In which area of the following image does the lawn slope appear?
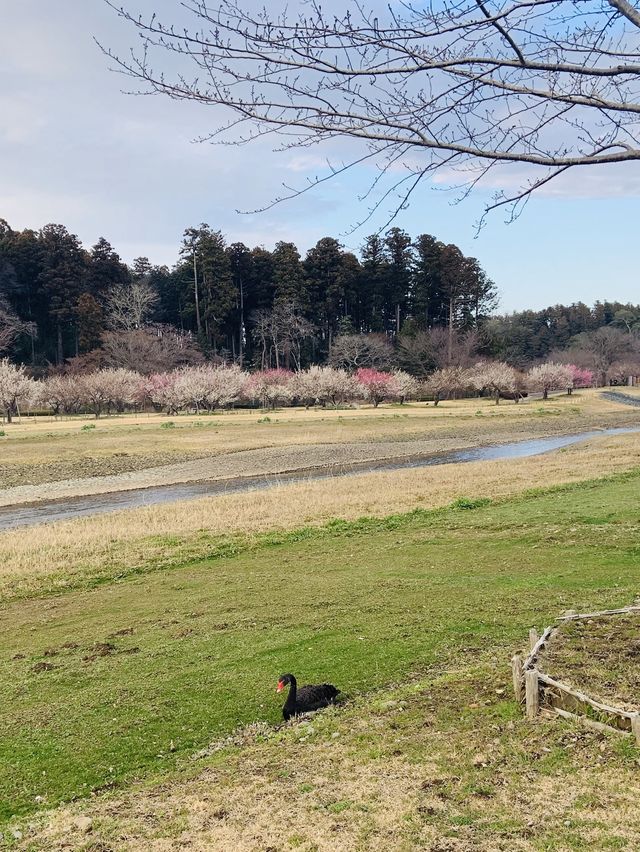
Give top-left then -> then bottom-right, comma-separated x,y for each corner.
1,470 -> 640,847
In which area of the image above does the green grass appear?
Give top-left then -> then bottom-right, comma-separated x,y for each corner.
1,473 -> 640,824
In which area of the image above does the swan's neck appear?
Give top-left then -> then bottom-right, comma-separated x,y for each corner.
284,676 -> 297,707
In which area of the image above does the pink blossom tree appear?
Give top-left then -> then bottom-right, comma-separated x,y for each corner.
567,365 -> 594,392
141,372 -> 183,414
244,369 -> 294,409
355,368 -> 400,407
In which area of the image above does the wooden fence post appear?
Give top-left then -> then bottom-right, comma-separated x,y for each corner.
525,669 -> 539,720
511,655 -> 524,703
529,628 -> 539,650
632,714 -> 640,746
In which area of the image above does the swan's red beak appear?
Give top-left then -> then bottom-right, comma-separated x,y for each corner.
276,681 -> 284,693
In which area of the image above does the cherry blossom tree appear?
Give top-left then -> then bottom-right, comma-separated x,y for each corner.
422,367 -> 468,407
355,369 -> 399,407
468,361 -> 519,405
0,359 -> 36,423
244,369 -> 294,409
527,362 -> 574,400
567,365 -> 595,392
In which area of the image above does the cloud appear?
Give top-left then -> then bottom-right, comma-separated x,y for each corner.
429,160 -> 640,200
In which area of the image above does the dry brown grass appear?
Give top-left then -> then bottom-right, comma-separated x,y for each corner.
2,432 -> 639,601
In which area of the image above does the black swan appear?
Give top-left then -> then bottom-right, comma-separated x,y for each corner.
277,673 -> 340,721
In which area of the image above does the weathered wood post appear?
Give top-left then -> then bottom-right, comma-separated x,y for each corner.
511,655 -> 524,703
525,669 -> 539,719
631,714 -> 640,746
529,628 -> 539,650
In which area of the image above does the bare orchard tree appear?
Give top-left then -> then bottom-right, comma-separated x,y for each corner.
397,328 -> 480,376
105,1 -> 640,224
100,327 -> 203,373
0,294 -> 36,354
251,301 -> 313,370
569,326 -> 638,384
106,281 -> 159,331
329,334 -> 393,371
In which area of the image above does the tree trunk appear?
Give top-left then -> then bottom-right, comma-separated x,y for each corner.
239,278 -> 244,367
448,297 -> 454,364
6,406 -> 12,424
193,250 -> 202,335
495,389 -> 500,405
543,388 -> 548,400
56,322 -> 63,366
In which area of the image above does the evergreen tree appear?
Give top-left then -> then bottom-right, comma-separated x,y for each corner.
37,224 -> 87,364
383,227 -> 413,334
304,237 -> 347,346
360,234 -> 389,333
411,234 -> 445,329
87,238 -> 130,298
272,242 -> 307,308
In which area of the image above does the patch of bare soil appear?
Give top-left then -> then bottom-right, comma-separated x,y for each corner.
538,612 -> 640,712
0,451 -> 210,489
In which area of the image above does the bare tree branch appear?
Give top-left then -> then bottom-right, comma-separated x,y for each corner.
103,0 -> 640,224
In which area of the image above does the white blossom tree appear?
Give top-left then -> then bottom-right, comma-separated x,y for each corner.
468,361 -> 520,405
422,367 -> 468,407
527,362 -> 574,400
391,370 -> 420,404
0,359 -> 37,423
40,375 -> 84,415
292,366 -> 361,407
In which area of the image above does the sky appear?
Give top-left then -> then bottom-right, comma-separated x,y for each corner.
0,0 -> 638,313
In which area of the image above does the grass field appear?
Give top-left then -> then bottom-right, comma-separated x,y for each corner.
3,470 -> 640,849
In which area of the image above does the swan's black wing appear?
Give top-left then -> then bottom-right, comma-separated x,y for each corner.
295,683 -> 340,713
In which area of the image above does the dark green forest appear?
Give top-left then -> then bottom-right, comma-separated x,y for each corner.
1,218 -> 638,375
